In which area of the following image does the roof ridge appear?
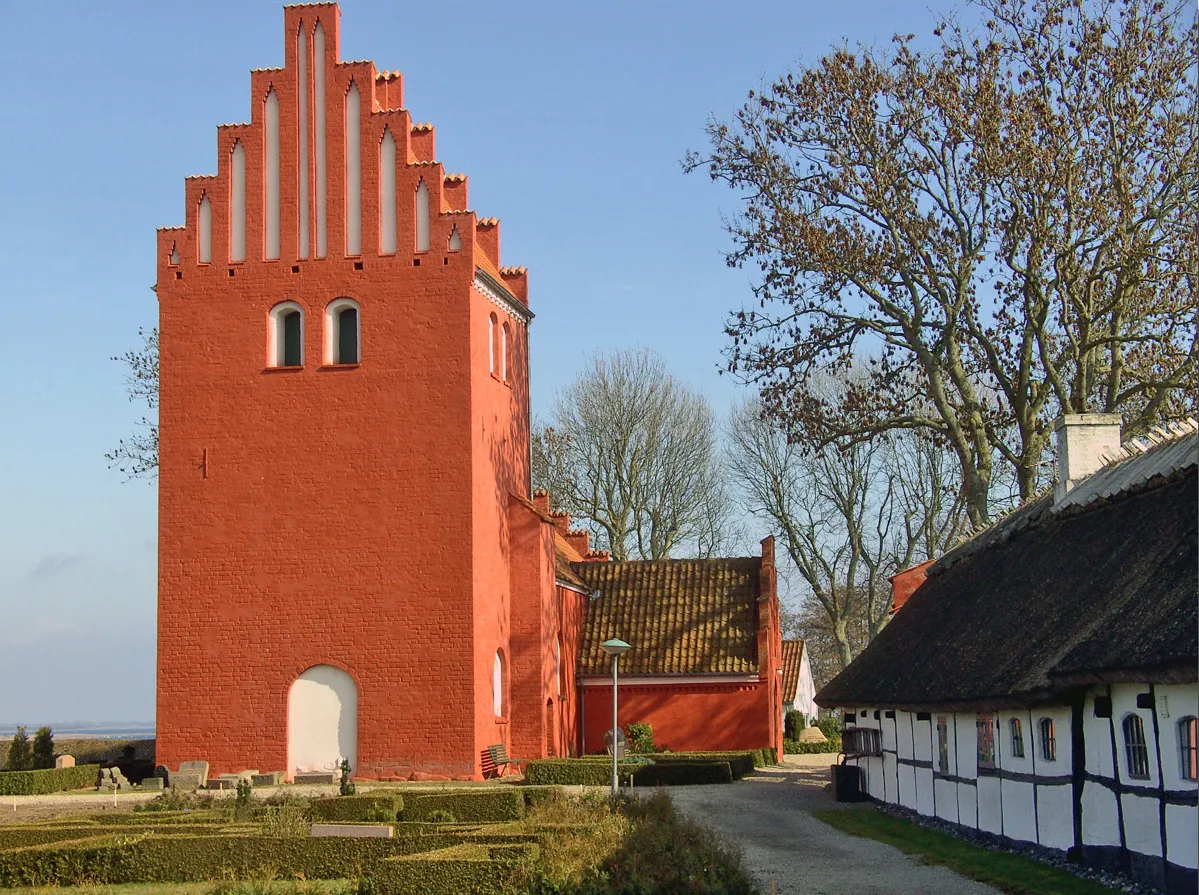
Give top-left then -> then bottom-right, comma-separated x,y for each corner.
1097,416 -> 1198,468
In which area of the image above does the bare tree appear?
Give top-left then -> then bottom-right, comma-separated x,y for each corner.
106,327 -> 159,481
533,348 -> 733,560
688,0 -> 1198,527
728,389 -> 966,668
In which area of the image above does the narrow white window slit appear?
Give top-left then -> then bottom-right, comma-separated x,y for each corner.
379,129 -> 397,254
448,225 -> 461,251
415,178 -> 429,251
297,22 -> 310,259
314,22 -> 327,258
230,141 -> 246,262
265,88 -> 281,260
345,82 -> 361,255
197,194 -> 212,263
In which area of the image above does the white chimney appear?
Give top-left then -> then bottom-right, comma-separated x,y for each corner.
1054,413 -> 1123,503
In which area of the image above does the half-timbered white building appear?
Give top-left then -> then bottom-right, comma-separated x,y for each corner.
817,415 -> 1198,894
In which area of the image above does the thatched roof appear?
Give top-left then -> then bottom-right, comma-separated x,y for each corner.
817,431 -> 1197,711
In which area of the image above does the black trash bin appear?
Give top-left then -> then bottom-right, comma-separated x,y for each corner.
832,762 -> 864,802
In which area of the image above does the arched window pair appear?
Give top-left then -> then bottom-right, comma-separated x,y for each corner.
269,299 -> 360,367
487,313 -> 510,382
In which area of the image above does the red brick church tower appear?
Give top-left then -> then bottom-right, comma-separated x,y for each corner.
155,3 -> 543,780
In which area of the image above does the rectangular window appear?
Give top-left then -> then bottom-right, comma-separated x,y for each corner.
1040,718 -> 1057,761
977,713 -> 995,769
843,727 -> 882,756
1123,715 -> 1151,780
936,716 -> 950,774
1010,717 -> 1025,758
1181,718 -> 1198,781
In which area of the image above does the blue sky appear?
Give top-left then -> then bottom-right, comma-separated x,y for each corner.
0,0 -> 961,723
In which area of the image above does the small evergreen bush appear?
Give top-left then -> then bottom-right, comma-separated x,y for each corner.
627,722 -> 654,754
5,728 -> 31,772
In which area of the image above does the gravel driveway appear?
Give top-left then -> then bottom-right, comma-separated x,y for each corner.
668,754 -> 1004,895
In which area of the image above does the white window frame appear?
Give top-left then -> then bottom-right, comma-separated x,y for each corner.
325,297 -> 361,365
269,301 -> 305,367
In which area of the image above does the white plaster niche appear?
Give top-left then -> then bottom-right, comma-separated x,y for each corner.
314,22 -> 327,258
230,141 -> 246,262
197,194 -> 212,263
297,22 -> 310,259
379,129 -> 397,254
345,82 -> 361,255
287,664 -> 358,778
265,88 -> 281,260
415,178 -> 430,252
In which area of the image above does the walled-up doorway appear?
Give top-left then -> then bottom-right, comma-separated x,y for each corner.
546,698 -> 556,757
287,665 -> 357,779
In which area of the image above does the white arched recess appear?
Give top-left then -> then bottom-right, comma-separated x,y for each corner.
287,665 -> 358,778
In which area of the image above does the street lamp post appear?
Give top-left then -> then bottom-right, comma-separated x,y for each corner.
600,638 -> 631,798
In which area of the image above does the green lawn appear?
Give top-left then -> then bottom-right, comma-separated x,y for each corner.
816,807 -> 1120,895
3,882 -> 353,895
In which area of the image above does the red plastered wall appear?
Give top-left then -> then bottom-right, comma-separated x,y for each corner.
156,3 -> 532,781
580,682 -> 776,754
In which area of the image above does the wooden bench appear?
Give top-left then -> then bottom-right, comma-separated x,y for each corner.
486,743 -> 533,778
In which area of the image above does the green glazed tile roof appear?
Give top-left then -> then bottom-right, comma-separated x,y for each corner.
574,557 -> 762,675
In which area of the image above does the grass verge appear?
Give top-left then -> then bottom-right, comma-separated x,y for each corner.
816,808 -> 1120,895
4,882 -> 352,894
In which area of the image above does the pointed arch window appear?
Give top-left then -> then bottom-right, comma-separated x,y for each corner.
493,649 -> 506,717
269,302 -> 304,367
415,179 -> 430,252
326,298 -> 360,365
488,313 -> 498,376
501,322 -> 510,382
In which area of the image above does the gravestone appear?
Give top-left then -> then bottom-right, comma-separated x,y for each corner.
311,823 -> 393,838
798,726 -> 828,744
293,771 -> 336,785
251,771 -> 284,786
171,771 -> 203,792
55,755 -> 75,769
603,728 -> 627,759
208,778 -> 238,790
141,776 -> 165,791
177,761 -> 209,787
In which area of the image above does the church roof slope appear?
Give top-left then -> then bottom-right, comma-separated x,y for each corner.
782,640 -> 805,700
574,557 -> 762,676
817,432 -> 1197,711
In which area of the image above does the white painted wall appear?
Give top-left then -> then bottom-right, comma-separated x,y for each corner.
1166,804 -> 1198,870
935,778 -> 958,823
1122,793 -> 1163,857
793,650 -> 817,721
230,141 -> 246,262
296,23 -> 310,260
1001,779 -> 1037,843
977,775 -> 1003,834
379,130 -> 396,254
264,89 -> 280,260
344,82 -> 361,255
287,664 -> 357,778
1157,683 -> 1199,791
1036,782 -> 1074,851
1082,781 -> 1121,846
314,22 -> 326,258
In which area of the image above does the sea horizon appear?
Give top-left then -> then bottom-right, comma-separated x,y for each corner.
0,722 -> 155,739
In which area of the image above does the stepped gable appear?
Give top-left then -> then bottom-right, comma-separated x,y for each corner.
155,2 -> 528,316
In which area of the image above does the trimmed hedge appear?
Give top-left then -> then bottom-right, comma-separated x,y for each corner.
371,842 -> 537,895
784,736 -> 842,754
526,756 -> 741,786
311,792 -> 404,822
0,832 -> 462,887
0,764 -> 100,795
405,790 -> 526,823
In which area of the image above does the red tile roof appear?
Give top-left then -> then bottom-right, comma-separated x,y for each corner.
781,639 -> 805,700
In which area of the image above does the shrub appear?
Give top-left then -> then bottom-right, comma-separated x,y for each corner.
526,754 -> 751,786
260,803 -> 311,838
310,794 -> 403,823
634,761 -> 732,786
425,809 -> 457,823
816,715 -> 842,739
784,710 -> 806,740
372,843 -> 535,895
626,722 -> 654,754
5,728 -> 31,772
31,727 -> 54,770
0,763 -> 100,795
339,759 -> 356,797
784,735 -> 842,754
405,790 -> 525,823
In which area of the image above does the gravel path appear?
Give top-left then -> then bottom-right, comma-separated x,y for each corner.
669,755 -> 1004,895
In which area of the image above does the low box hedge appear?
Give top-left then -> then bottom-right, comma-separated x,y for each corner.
0,832 -> 464,888
634,761 -> 732,786
526,756 -> 739,786
310,792 -> 404,822
371,842 -> 536,895
0,764 -> 100,795
405,789 -> 526,823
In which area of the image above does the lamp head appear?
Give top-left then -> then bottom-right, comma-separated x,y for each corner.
600,638 -> 631,657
